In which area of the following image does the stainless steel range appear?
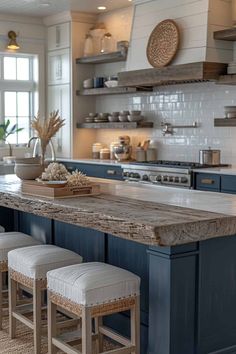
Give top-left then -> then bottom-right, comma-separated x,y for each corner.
122,160 -> 229,189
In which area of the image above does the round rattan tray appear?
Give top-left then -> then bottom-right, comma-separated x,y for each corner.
147,19 -> 180,68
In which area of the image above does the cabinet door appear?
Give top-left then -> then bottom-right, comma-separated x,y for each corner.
221,175 -> 236,194
47,23 -> 70,51
48,84 -> 71,158
195,173 -> 220,192
48,48 -> 70,85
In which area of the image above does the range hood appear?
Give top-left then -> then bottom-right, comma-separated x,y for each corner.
118,62 -> 227,87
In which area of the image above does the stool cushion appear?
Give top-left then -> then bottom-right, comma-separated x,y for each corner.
0,232 -> 40,263
47,262 -> 140,307
8,245 -> 82,280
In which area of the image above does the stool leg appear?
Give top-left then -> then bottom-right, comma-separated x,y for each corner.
0,272 -> 3,330
131,296 -> 140,354
9,274 -> 17,339
33,281 -> 42,354
95,317 -> 103,353
82,307 -> 92,354
48,294 -> 57,354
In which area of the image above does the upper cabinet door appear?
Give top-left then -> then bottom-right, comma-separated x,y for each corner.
48,48 -> 70,85
47,22 -> 70,51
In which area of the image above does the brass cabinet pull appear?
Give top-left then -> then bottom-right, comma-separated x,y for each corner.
201,178 -> 215,185
106,169 -> 116,175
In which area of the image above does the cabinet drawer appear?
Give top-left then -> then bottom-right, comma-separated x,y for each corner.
195,173 -> 220,191
221,175 -> 236,193
103,166 -> 123,180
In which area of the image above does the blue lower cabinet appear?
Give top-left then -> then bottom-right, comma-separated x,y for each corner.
61,161 -> 123,180
221,175 -> 236,194
195,173 -> 220,192
0,206 -> 16,231
53,221 -> 105,262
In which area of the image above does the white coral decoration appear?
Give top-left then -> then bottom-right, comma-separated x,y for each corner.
41,163 -> 69,181
66,170 -> 91,187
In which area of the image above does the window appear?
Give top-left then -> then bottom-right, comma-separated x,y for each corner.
0,54 -> 36,145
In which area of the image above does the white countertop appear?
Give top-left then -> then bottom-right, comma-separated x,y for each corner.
193,166 -> 236,175
59,158 -> 126,166
94,178 -> 236,216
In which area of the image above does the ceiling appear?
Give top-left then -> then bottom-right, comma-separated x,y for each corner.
0,0 -> 132,17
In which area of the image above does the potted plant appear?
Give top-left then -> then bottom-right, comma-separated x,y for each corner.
0,120 -> 23,158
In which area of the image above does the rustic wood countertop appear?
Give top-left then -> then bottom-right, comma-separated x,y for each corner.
1,175 -> 236,247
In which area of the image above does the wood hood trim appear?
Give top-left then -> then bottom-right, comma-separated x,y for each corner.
118,62 -> 227,87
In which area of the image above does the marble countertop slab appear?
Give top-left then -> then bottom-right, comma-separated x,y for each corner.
1,175 -> 236,247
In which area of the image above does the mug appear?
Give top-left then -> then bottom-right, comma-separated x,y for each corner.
94,77 -> 104,88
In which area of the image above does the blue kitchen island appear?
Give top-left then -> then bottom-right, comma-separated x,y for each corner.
1,175 -> 236,354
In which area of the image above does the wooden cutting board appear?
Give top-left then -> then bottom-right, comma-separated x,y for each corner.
21,180 -> 100,199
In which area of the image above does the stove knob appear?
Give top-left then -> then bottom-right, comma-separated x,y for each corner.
156,175 -> 162,182
181,177 -> 188,183
169,176 -> 174,182
133,173 -> 140,179
142,174 -> 149,181
163,175 -> 168,182
129,173 -> 134,178
174,177 -> 180,183
123,172 -> 129,177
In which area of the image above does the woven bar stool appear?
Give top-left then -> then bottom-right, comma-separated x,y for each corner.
8,244 -> 83,354
47,262 -> 141,354
0,231 -> 40,330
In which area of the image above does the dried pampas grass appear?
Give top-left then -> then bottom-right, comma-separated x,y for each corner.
31,110 -> 65,165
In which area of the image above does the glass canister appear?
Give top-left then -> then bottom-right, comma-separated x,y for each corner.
92,143 -> 102,159
100,148 -> 110,160
101,33 -> 116,54
83,34 -> 94,57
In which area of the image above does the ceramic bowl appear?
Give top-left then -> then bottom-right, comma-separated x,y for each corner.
120,110 -> 129,115
129,110 -> 141,115
89,113 -> 97,118
108,115 -> 119,122
127,115 -> 143,122
119,115 -> 128,122
98,113 -> 109,119
15,163 -> 44,180
112,112 -> 119,116
83,78 -> 94,89
104,80 -> 118,88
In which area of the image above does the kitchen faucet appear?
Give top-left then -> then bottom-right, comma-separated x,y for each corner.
27,137 -> 56,161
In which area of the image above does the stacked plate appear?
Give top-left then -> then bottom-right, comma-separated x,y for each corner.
227,62 -> 236,75
94,113 -> 109,123
224,106 -> 236,119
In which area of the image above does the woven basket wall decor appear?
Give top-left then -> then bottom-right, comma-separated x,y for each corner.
146,19 -> 180,68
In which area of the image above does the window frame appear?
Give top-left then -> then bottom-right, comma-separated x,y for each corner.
0,53 -> 36,146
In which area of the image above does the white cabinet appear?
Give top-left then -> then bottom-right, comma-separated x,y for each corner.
48,48 -> 70,85
47,22 -> 70,51
48,84 -> 71,158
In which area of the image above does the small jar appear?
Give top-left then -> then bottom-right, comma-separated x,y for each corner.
92,143 -> 102,159
100,148 -> 110,160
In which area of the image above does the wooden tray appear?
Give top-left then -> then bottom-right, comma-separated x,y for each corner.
21,180 -> 100,199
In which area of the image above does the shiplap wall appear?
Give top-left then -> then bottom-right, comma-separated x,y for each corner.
0,13 -> 46,118
127,0 -> 233,70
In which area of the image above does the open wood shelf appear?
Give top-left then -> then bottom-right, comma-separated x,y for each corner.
214,28 -> 236,41
76,50 -> 127,64
76,122 -> 154,129
217,74 -> 236,85
214,118 -> 236,127
76,86 -> 152,96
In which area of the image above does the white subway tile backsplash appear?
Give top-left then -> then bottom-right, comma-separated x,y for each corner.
95,82 -> 236,164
